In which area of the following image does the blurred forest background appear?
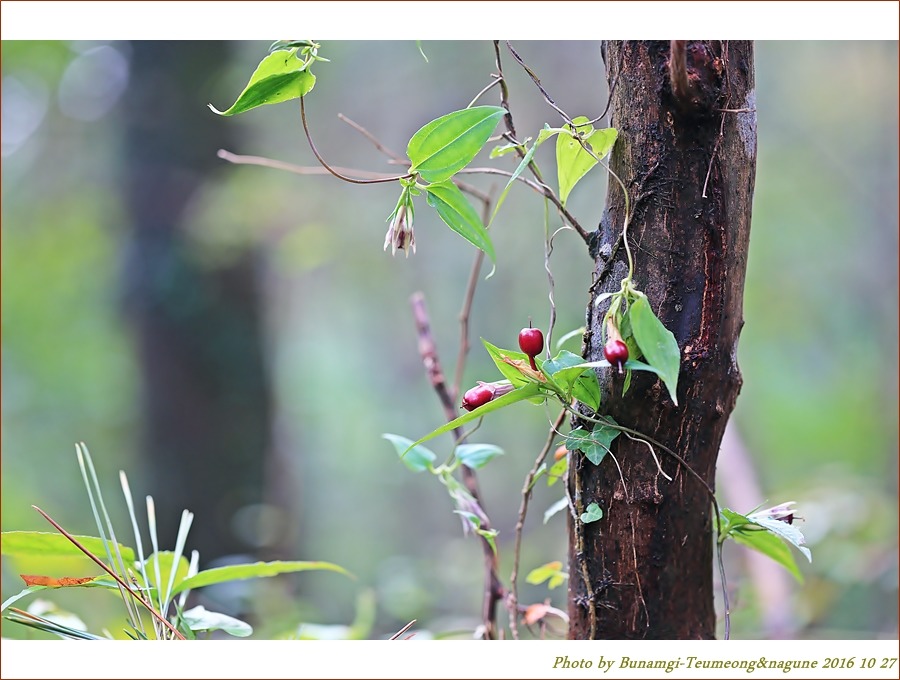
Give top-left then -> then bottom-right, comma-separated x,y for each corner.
1,40 -> 897,640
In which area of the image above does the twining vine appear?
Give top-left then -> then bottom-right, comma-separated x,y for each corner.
211,39 -> 810,640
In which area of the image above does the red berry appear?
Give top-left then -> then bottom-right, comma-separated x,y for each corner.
604,339 -> 629,372
461,384 -> 494,411
518,327 -> 544,358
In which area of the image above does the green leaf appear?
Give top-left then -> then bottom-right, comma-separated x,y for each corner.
424,181 -> 496,263
454,511 -> 498,555
731,528 -> 804,583
171,560 -> 352,596
403,383 -> 544,454
543,497 -> 569,524
1,586 -> 48,613
628,296 -> 681,405
182,605 -> 252,637
488,125 -> 560,227
490,140 -> 527,158
751,517 -> 812,563
142,551 -> 190,603
526,561 -> 567,589
407,106 -> 506,183
565,422 -> 620,466
557,117 -> 600,206
542,350 -> 601,411
455,443 -> 504,469
382,433 -> 436,473
580,502 -> 604,524
209,48 -> 316,116
481,339 -> 538,387
0,531 -> 135,565
586,127 -> 618,161
546,456 -> 567,487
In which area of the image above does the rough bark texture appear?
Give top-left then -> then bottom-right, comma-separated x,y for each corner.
567,41 -> 756,639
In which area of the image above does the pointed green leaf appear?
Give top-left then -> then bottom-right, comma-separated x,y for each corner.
547,456 -> 567,487
209,48 -> 316,116
407,106 -> 505,183
1,531 -> 135,565
557,117 -> 599,206
565,421 -> 620,466
171,560 -> 352,596
628,296 -> 681,405
542,350 -> 601,411
403,383 -> 544,454
455,443 -> 504,470
489,125 -> 560,227
586,127 -> 618,161
731,528 -> 804,583
182,605 -> 253,637
580,502 -> 603,524
526,561 -> 566,587
424,180 -> 495,263
382,434 -> 436,473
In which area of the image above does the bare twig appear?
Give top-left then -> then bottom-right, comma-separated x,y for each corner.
337,113 -> 405,162
508,408 -> 567,640
300,96 -> 412,185
410,293 -> 505,640
389,619 -> 417,640
505,41 -> 575,128
218,149 -> 396,179
457,167 -> 590,244
468,77 -> 503,109
31,505 -> 186,640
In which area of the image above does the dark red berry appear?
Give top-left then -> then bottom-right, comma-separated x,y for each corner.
518,327 -> 544,358
462,384 -> 494,411
604,339 -> 629,373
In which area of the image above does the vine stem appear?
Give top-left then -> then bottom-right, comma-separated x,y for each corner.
300,96 -> 412,185
508,408 -> 567,640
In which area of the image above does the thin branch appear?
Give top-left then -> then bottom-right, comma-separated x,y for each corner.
337,113 -> 405,162
468,77 -> 503,109
31,505 -> 186,640
457,168 -> 590,244
451,193 -> 493,401
410,293 -> 505,640
218,149 -> 397,179
505,41 -> 575,128
389,619 -> 417,640
508,408 -> 567,640
300,96 -> 412,185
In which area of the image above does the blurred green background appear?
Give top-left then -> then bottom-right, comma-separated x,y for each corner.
1,41 -> 897,640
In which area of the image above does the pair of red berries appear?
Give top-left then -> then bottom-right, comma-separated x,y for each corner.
461,325 -> 545,412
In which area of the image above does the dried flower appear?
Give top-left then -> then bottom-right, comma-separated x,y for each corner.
383,204 -> 415,257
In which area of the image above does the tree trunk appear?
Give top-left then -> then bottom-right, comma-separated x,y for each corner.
567,40 -> 756,639
120,42 -> 273,564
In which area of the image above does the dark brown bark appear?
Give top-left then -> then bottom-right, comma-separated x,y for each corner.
567,41 -> 756,639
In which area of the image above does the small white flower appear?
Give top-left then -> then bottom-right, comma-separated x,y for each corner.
749,501 -> 801,525
383,204 -> 415,257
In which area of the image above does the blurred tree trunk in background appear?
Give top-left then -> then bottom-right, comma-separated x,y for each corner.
568,41 -> 756,638
120,42 -> 273,564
